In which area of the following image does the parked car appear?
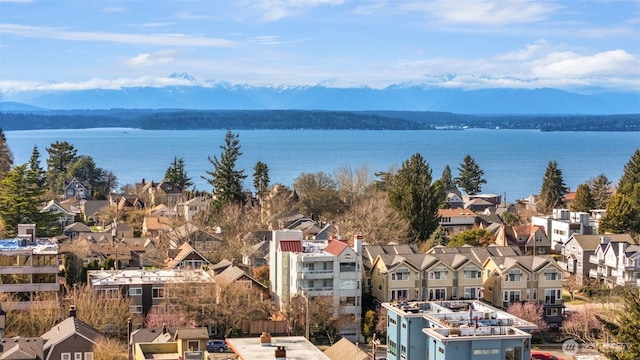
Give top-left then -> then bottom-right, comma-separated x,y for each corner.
531,351 -> 564,360
206,339 -> 228,353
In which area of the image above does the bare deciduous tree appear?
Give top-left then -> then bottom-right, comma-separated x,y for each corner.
335,190 -> 411,244
92,337 -> 128,360
506,302 -> 549,335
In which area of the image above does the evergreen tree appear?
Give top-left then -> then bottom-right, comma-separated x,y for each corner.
164,156 -> 193,189
46,141 -> 77,192
599,193 -> 638,234
537,161 -> 567,214
388,153 -> 443,242
428,225 -> 448,247
600,150 -> 640,234
253,161 -> 270,196
0,128 -> 13,179
570,183 -> 595,212
28,145 -> 46,187
0,164 -> 56,237
439,165 -> 457,192
596,287 -> 640,360
455,155 -> 486,195
204,130 -> 247,206
588,173 -> 612,209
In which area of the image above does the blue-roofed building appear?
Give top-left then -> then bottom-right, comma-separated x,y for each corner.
383,300 -> 536,360
0,224 -> 60,309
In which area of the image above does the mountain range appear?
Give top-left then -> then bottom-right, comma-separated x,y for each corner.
1,78 -> 639,114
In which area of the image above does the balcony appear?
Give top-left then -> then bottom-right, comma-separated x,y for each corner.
589,268 -> 602,279
589,255 -> 603,265
298,269 -> 333,279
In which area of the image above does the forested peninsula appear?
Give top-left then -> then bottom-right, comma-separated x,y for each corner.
1,109 -> 638,131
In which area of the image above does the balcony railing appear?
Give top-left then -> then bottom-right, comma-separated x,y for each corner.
589,269 -> 601,279
588,255 -> 603,264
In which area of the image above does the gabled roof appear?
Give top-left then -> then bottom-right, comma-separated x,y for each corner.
280,240 -> 303,253
81,200 -> 108,217
0,337 -> 44,360
63,222 -> 91,233
41,316 -> 102,353
173,328 -> 208,341
165,242 -> 210,269
209,259 -> 233,273
323,338 -> 370,360
324,239 -> 349,256
214,265 -> 267,290
143,216 -> 172,231
569,234 -> 633,251
438,208 -> 476,217
486,255 -> 556,273
41,200 -> 77,216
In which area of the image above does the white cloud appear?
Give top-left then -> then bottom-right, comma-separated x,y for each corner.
531,50 -> 639,77
403,0 -> 560,26
0,24 -> 236,47
495,40 -> 550,62
125,50 -> 182,68
248,0 -> 346,22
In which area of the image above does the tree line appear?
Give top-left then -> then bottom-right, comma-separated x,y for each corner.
2,110 -> 638,131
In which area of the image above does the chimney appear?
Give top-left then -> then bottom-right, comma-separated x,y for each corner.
162,323 -> 168,334
69,305 -> 77,318
141,178 -> 146,185
354,234 -> 363,255
275,345 -> 286,359
260,332 -> 271,346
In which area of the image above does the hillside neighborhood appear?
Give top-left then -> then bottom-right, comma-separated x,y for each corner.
0,131 -> 638,360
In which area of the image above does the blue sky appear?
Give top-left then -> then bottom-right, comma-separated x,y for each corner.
1,0 -> 639,95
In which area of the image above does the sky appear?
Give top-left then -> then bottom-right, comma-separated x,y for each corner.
1,0 -> 639,95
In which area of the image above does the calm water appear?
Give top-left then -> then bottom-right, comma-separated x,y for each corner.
4,128 -> 639,201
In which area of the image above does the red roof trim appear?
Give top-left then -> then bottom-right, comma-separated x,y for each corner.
325,239 -> 349,256
280,240 -> 303,253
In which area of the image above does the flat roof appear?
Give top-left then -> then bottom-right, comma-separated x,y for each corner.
226,336 -> 330,360
88,268 -> 215,286
0,238 -> 58,254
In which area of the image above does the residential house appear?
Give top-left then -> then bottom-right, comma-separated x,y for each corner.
269,230 -> 362,341
0,336 -> 44,359
588,234 -> 639,287
40,200 -> 79,228
63,178 -> 92,200
79,200 -> 108,225
167,224 -> 222,253
563,234 -> 632,286
242,239 -> 270,268
87,268 -> 216,323
109,194 -> 145,211
58,236 -> 142,269
482,255 -> 564,327
444,191 -> 464,209
323,338 -> 371,360
369,253 -> 438,303
179,196 -> 210,222
142,217 -> 173,237
495,225 -> 551,255
104,222 -> 134,239
132,327 -> 210,360
438,208 -> 476,235
214,265 -> 270,300
0,225 -> 59,310
40,306 -> 103,360
165,242 -> 212,269
383,300 -> 536,360
62,222 -> 91,240
142,180 -> 183,208
531,209 -> 594,252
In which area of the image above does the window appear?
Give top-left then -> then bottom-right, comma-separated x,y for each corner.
130,305 -> 143,313
464,266 -> 481,279
400,344 -> 407,357
388,340 -> 397,356
340,296 -> 356,306
531,289 -> 537,301
545,270 -> 562,281
429,288 -> 446,300
545,289 -> 560,304
546,308 -> 559,317
391,268 -> 409,281
504,290 -> 520,304
507,270 -> 522,282
389,318 -> 397,325
62,354 -> 71,360
429,267 -> 447,280
84,353 -> 93,360
472,349 -> 500,355
390,289 -> 408,301
187,340 -> 199,351
129,287 -> 142,296
152,287 -> 165,299
464,287 -> 479,299
75,353 -> 82,360
340,262 -> 356,272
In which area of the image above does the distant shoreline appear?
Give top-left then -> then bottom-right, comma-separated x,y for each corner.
1,109 -> 639,132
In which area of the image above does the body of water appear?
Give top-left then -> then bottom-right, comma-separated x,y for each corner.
4,128 -> 639,201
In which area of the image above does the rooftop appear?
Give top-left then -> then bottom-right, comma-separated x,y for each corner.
227,336 -> 329,360
0,238 -> 58,254
88,268 -> 215,286
383,300 -> 537,341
